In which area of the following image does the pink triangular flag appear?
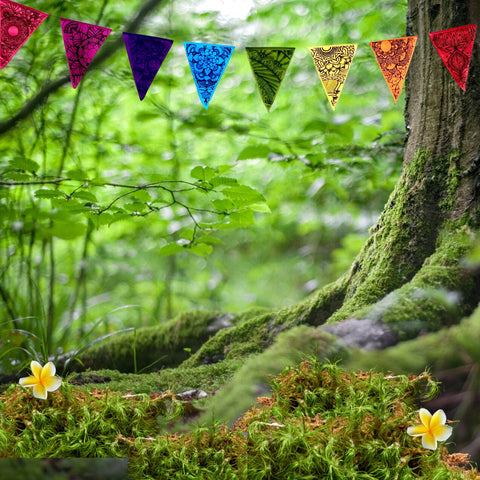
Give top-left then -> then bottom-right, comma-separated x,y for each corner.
429,24 -> 476,91
0,0 -> 49,68
61,18 -> 112,89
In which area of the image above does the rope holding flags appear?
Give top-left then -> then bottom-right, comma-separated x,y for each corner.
0,0 -> 477,111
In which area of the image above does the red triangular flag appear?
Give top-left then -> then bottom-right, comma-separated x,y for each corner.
61,18 -> 112,89
0,0 -> 49,68
429,24 -> 476,91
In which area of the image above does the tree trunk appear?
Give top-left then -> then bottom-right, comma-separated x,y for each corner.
314,0 -> 480,329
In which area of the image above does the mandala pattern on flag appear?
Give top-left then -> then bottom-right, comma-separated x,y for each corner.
0,0 -> 49,68
309,44 -> 357,110
370,36 -> 417,103
184,42 -> 234,109
429,24 -> 476,91
61,18 -> 112,89
246,47 -> 295,111
123,33 -> 173,100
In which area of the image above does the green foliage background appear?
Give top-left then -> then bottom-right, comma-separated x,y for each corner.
0,0 -> 406,370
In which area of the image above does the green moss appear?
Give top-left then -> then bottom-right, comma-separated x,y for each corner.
70,310 -> 229,373
195,325 -> 341,427
67,359 -> 243,396
181,275 -> 348,369
326,149 -> 468,323
344,301 -> 480,376
1,359 -> 476,479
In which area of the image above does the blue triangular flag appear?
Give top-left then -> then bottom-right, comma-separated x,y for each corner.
123,33 -> 173,100
184,42 -> 234,109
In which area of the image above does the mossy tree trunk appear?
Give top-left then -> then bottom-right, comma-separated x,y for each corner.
316,0 -> 480,328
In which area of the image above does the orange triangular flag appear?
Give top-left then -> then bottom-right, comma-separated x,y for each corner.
0,0 -> 49,68
370,36 -> 417,103
309,44 -> 357,110
429,24 -> 476,91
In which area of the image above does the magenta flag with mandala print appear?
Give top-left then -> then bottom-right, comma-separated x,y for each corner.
61,18 -> 112,89
184,42 -> 234,109
123,33 -> 173,100
429,24 -> 476,91
0,0 -> 48,68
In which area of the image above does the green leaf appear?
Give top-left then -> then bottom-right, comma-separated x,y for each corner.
250,203 -> 271,213
210,176 -> 238,188
236,145 -> 271,161
222,210 -> 255,228
188,243 -> 213,258
159,243 -> 186,256
2,171 -> 32,181
34,189 -> 65,199
72,190 -> 97,202
66,169 -> 86,181
191,166 -> 216,182
124,202 -> 147,213
197,235 -> 222,245
8,157 -> 40,172
222,185 -> 265,207
212,198 -> 235,212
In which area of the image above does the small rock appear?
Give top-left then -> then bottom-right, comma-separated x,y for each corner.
207,314 -> 234,332
321,318 -> 398,351
176,389 -> 208,400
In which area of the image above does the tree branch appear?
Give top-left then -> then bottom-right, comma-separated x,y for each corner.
0,0 -> 168,136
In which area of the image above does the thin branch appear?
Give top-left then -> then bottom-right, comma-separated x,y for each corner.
0,0 -> 168,136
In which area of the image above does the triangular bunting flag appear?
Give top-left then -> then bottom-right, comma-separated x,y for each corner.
0,0 -> 49,69
246,47 -> 295,111
429,24 -> 476,91
309,44 -> 357,110
370,36 -> 417,103
61,18 -> 112,89
184,42 -> 234,109
123,33 -> 173,101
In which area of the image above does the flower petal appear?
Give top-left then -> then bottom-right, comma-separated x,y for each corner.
407,425 -> 428,436
419,408 -> 432,428
41,361 -> 56,380
430,409 -> 447,429
30,361 -> 43,379
433,424 -> 453,442
43,375 -> 62,392
19,376 -> 38,387
421,432 -> 437,450
33,383 -> 47,400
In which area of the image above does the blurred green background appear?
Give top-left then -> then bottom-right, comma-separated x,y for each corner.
0,0 -> 406,369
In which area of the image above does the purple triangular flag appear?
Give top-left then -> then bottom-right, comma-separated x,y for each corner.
61,18 -> 111,89
123,33 -> 173,100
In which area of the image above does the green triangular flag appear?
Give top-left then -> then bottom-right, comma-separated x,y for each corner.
246,47 -> 295,111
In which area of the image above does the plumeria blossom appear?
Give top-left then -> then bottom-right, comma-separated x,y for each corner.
407,408 -> 453,450
19,361 -> 62,400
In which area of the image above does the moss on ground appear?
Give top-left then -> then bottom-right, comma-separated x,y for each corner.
68,310 -> 235,373
1,359 -> 477,479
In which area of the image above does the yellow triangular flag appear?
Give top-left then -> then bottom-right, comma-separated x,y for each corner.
309,44 -> 357,110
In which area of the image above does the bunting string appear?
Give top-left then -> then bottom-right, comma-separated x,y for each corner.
0,0 -> 477,110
